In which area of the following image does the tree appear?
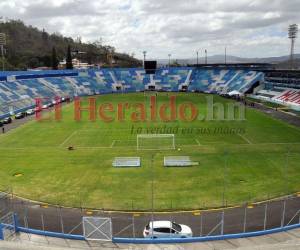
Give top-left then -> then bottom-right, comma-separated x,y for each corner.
42,28 -> 48,41
66,45 -> 73,69
86,44 -> 97,65
41,55 -> 52,67
28,57 -> 40,68
51,46 -> 59,70
0,19 -> 140,70
170,60 -> 181,67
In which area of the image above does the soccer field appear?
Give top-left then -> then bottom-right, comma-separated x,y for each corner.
0,92 -> 299,210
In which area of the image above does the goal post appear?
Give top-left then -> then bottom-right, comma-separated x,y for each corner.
137,134 -> 175,150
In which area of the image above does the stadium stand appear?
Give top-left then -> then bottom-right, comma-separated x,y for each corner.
113,68 -> 149,92
2,67 -> 300,118
151,67 -> 193,91
274,89 -> 300,105
249,70 -> 300,110
189,69 -> 263,94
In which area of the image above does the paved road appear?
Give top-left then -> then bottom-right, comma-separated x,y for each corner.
0,194 -> 299,238
0,103 -> 68,134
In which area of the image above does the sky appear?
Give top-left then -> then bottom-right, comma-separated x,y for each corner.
0,0 -> 299,59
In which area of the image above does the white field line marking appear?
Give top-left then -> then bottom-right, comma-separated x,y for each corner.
182,142 -> 300,147
195,139 -> 201,146
110,140 -> 116,148
0,142 -> 300,151
238,133 -> 252,144
137,148 -> 175,151
59,131 -> 77,147
76,145 -> 137,150
246,142 -> 300,145
199,141 -> 225,144
78,128 -> 133,132
114,139 -> 136,142
76,146 -> 112,150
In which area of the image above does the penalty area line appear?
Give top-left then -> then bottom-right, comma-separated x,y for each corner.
238,133 -> 252,144
195,139 -> 201,146
59,131 -> 77,147
110,140 -> 116,148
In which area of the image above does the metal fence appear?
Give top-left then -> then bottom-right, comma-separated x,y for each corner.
0,212 -> 15,240
0,190 -> 299,240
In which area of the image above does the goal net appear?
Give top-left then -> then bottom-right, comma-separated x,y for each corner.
137,134 -> 175,150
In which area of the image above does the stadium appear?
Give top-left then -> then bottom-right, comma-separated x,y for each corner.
0,63 -> 299,245
0,4 -> 299,248
0,64 -> 299,211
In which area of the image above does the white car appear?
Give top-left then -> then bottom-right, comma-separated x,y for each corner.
42,104 -> 49,109
15,112 -> 25,119
143,221 -> 192,238
26,109 -> 35,115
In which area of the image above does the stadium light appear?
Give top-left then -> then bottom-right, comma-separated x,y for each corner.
143,51 -> 147,67
168,54 -> 171,67
196,51 -> 199,66
225,47 -> 227,65
205,49 -> 208,64
288,24 -> 298,69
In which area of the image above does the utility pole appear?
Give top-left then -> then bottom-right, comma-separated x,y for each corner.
0,33 -> 6,71
143,51 -> 147,68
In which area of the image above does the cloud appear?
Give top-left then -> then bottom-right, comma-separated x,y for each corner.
1,0 -> 299,59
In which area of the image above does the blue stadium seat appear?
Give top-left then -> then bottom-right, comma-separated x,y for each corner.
0,68 -> 266,116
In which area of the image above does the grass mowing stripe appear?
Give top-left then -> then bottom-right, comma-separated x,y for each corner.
0,92 -> 299,210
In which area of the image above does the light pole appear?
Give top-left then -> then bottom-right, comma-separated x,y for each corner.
143,51 -> 147,68
168,54 -> 171,67
196,51 -> 199,66
205,49 -> 208,64
288,24 -> 298,69
225,46 -> 227,65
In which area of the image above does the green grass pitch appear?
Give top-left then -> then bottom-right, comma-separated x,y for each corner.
0,92 -> 299,210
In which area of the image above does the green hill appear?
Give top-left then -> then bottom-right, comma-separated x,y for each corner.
0,19 -> 141,70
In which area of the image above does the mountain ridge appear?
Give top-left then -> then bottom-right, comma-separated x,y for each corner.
158,54 -> 300,66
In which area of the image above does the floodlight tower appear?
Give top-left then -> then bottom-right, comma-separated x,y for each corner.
168,54 -> 171,67
143,51 -> 147,67
288,24 -> 298,69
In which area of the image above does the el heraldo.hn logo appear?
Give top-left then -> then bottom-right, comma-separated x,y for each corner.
35,95 -> 245,123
